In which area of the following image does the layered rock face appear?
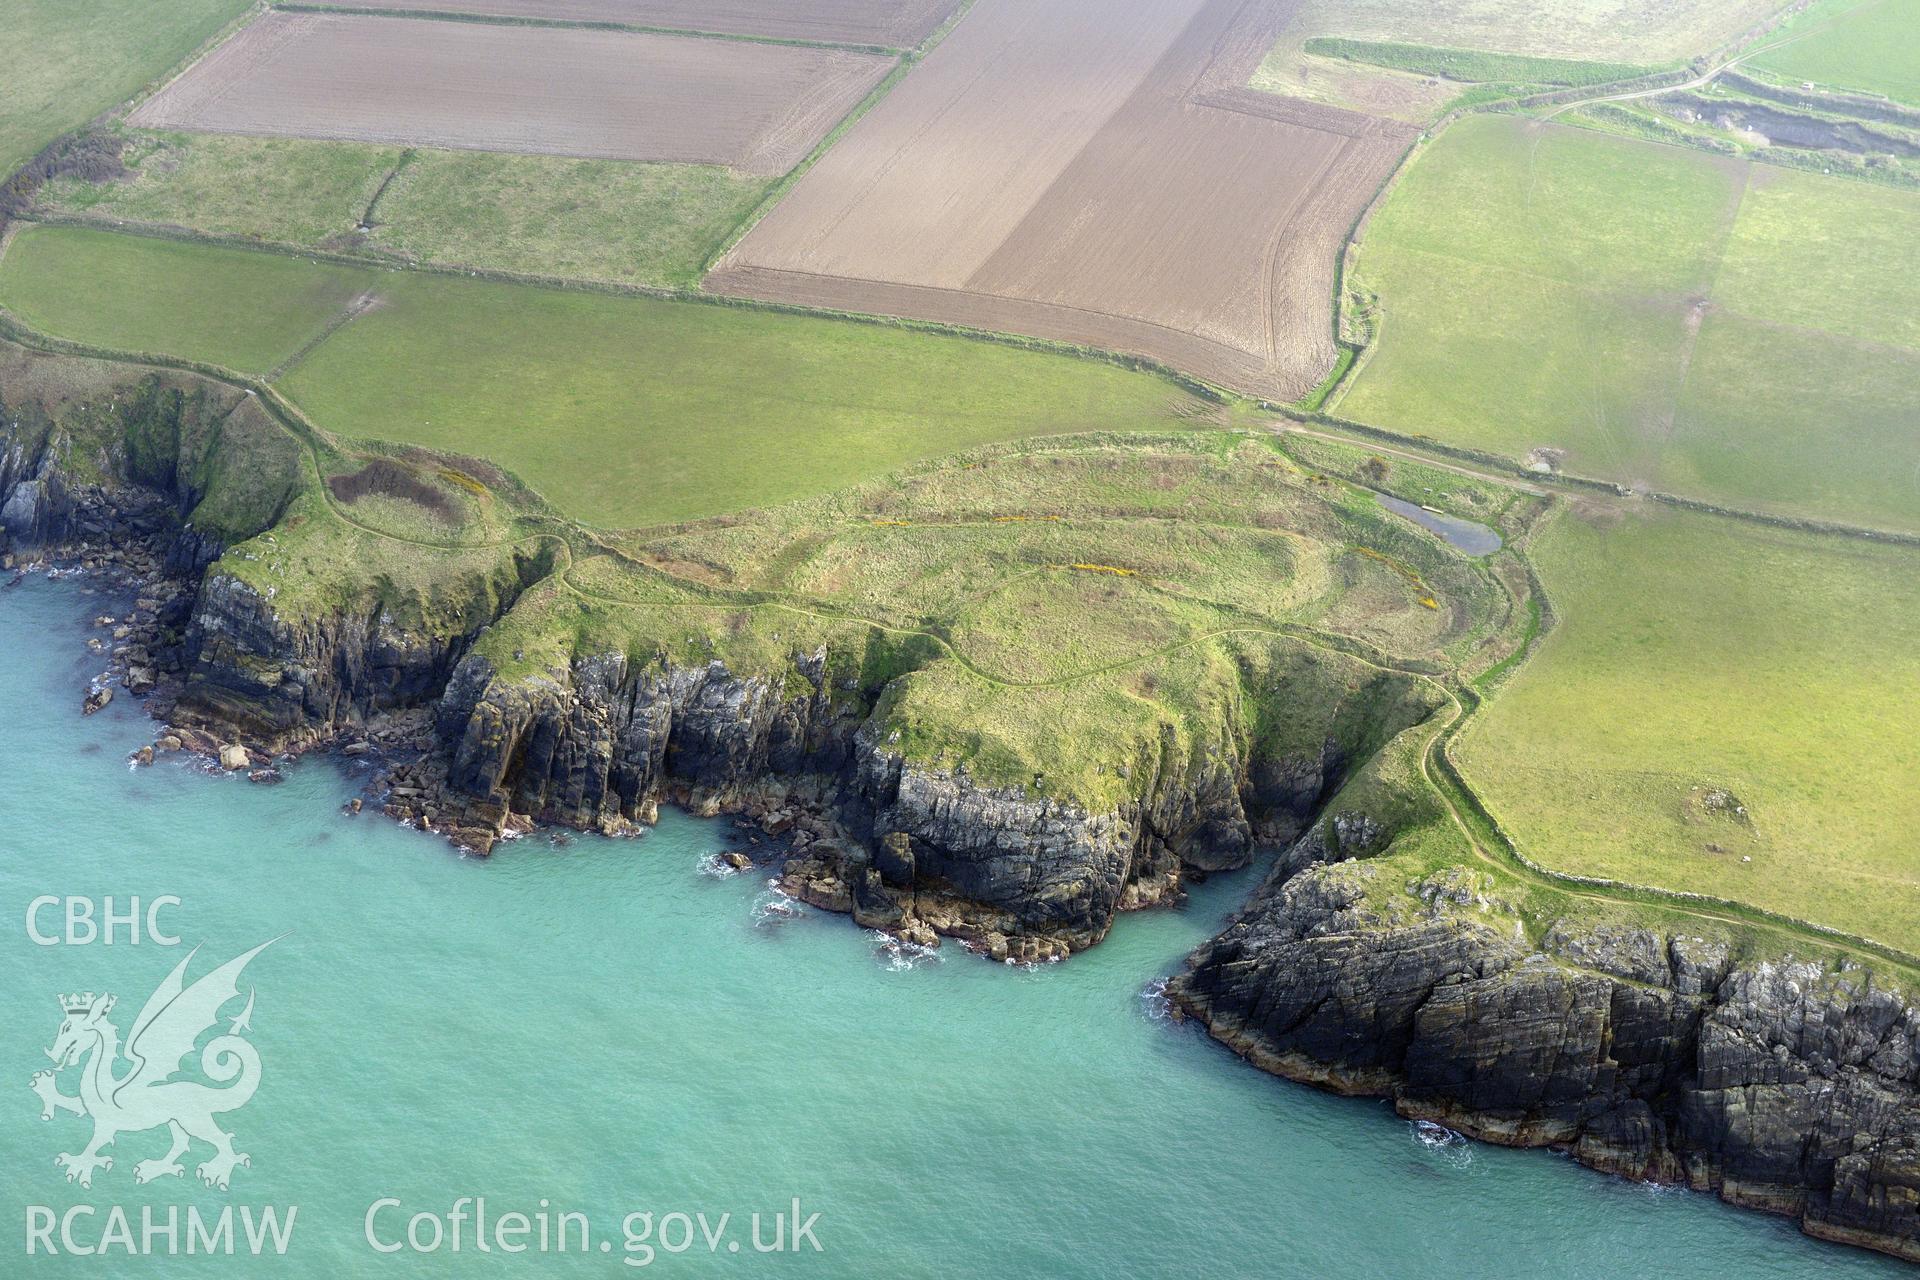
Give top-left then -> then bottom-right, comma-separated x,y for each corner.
1171,857 -> 1920,1262
436,650 -> 856,831
0,411 -> 208,577
4,358 -> 1411,952
173,572 -> 500,742
1,367 -> 501,745
431,648 -> 1378,950
12,351 -> 1920,1261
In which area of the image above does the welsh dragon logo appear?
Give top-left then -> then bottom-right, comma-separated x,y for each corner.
30,940 -> 277,1191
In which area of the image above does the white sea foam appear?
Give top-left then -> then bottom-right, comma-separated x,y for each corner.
752,884 -> 803,929
1409,1120 -> 1473,1169
870,931 -> 941,971
700,852 -> 748,880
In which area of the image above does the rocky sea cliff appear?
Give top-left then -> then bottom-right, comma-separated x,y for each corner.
4,346 -> 1916,1263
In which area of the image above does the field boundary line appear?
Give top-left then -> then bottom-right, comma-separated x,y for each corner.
356,148 -> 415,230
269,2 -> 905,55
264,289 -> 381,382
4,302 -> 1916,984
10,215 -> 1228,406
1282,409 -> 1920,546
698,0 -> 980,278
1428,684 -> 1920,983
107,2 -> 273,132
12,216 -> 1910,547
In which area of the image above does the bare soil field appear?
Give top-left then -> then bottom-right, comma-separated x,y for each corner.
129,11 -> 892,174
708,0 -> 1412,401
338,0 -> 963,47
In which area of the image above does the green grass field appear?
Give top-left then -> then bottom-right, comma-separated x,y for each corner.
37,132 -> 770,290
0,225 -> 1207,527
1285,0 -> 1778,65
373,148 -> 767,289
0,0 -> 250,178
1251,0 -> 1765,122
1338,116 -> 1920,531
0,224 -> 377,373
41,133 -> 398,245
1457,505 -> 1920,945
279,271 -> 1207,527
1747,0 -> 1920,105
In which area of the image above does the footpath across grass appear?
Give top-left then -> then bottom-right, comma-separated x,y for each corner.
0,224 -> 1208,528
0,224 -> 377,374
1339,115 -> 1920,532
1456,504 -> 1920,946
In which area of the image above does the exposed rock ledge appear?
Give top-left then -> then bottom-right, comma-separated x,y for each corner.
9,359 -> 1916,1263
425,645 -> 1376,955
0,366 -> 1413,957
1170,855 -> 1920,1263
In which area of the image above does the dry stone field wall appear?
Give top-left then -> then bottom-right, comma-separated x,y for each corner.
340,0 -> 965,47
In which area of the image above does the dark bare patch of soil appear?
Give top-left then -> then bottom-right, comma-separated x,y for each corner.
327,458 -> 458,523
1,131 -> 127,223
1660,93 -> 1920,158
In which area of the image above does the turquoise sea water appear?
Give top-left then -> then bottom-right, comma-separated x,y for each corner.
0,574 -> 1903,1277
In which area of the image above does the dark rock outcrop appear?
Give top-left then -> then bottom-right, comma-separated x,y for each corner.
11,343 -> 1917,1263
437,649 -> 858,833
1171,857 -> 1920,1262
432,647 -> 1279,948
172,572 -> 501,741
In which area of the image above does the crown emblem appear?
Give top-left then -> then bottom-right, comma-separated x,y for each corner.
61,992 -> 110,1016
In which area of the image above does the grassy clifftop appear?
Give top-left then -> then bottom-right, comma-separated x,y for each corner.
226,425 -> 1502,811
463,433 -> 1499,808
7,331 -> 1913,978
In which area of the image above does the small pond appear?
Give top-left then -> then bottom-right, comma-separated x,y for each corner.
1378,493 -> 1503,555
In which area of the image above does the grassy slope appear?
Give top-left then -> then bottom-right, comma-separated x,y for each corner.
1286,0 -> 1780,62
1300,38 -> 1652,86
0,224 -> 375,374
112,410 -> 1473,812
0,0 -> 251,176
37,132 -> 771,290
1748,0 -> 1920,105
0,225 -> 1204,528
281,271 -> 1204,527
1340,116 -> 1920,531
462,432 -> 1486,809
1458,506 -> 1920,944
1252,0 -> 1777,116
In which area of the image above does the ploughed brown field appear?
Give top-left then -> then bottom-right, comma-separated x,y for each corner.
338,0 -> 963,47
707,0 -> 1412,401
129,11 -> 893,174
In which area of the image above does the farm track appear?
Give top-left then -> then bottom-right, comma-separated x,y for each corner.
1278,424 -> 1549,496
